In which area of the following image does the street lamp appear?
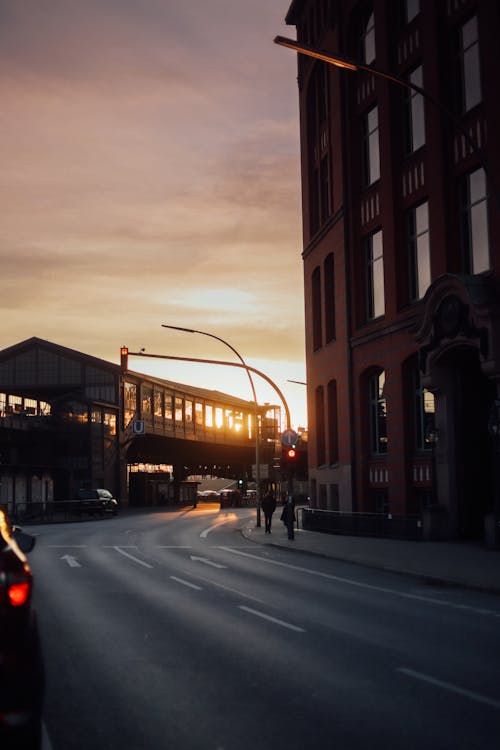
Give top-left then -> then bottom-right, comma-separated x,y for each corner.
161,324 -> 263,526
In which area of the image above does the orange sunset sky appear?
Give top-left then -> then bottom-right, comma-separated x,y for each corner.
0,1 -> 307,428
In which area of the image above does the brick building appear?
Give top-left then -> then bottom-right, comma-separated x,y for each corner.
283,0 -> 500,541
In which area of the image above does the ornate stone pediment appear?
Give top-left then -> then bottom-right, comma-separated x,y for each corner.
413,274 -> 500,375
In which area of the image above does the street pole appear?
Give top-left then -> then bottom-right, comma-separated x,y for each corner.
161,325 -> 263,526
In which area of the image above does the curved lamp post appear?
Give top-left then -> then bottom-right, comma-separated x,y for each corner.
161,325 -> 263,526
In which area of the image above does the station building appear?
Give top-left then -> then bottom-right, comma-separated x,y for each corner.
284,0 -> 500,541
0,337 -> 279,513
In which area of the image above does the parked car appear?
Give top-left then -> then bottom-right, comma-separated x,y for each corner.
197,490 -> 220,501
0,509 -> 44,749
76,488 -> 118,516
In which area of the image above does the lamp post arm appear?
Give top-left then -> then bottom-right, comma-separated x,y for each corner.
161,325 -> 257,404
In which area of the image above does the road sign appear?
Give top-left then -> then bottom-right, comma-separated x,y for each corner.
281,429 -> 298,446
132,420 -> 145,435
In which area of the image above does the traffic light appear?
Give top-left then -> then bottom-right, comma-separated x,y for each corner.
282,446 -> 297,465
120,346 -> 128,370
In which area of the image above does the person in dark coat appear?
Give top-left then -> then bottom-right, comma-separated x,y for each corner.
261,492 -> 277,534
280,495 -> 296,540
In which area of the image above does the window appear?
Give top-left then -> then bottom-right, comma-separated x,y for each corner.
369,371 -> 387,454
362,11 -> 375,64
315,386 -> 326,466
154,390 -> 163,418
404,66 -> 425,153
460,168 -> 490,274
141,385 -> 152,416
124,382 -> 137,427
324,253 -> 336,343
362,106 -> 380,186
165,393 -> 173,421
307,63 -> 331,236
195,402 -> 203,426
407,201 -> 430,301
413,368 -> 435,451
175,397 -> 183,422
402,0 -> 419,25
327,379 -> 339,464
9,395 -> 22,414
455,15 -> 481,113
104,412 -> 117,437
312,266 -> 323,350
365,229 -> 385,319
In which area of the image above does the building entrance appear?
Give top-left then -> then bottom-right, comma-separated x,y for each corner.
435,347 -> 495,539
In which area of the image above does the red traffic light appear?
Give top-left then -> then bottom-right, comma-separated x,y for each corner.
286,448 -> 297,460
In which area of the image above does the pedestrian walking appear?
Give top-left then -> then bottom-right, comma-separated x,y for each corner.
280,495 -> 296,540
261,492 -> 277,534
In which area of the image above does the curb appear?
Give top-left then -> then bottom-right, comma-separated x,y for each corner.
240,525 -> 500,597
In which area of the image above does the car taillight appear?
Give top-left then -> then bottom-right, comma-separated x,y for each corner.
8,581 -> 31,606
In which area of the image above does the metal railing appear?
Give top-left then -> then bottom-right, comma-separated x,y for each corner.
301,508 -> 423,541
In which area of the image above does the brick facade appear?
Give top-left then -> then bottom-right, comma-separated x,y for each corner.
285,0 -> 500,539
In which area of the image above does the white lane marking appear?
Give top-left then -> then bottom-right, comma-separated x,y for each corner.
156,545 -> 192,549
200,520 -> 232,538
60,554 -> 81,568
239,606 -> 306,633
170,576 -> 203,591
218,547 -> 500,616
397,668 -> 500,709
193,574 -> 266,605
113,546 -> 153,568
190,555 -> 227,569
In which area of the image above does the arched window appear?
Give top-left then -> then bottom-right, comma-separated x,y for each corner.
413,366 -> 435,450
368,370 -> 387,454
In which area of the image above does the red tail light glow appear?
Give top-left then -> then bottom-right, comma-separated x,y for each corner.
8,582 -> 31,606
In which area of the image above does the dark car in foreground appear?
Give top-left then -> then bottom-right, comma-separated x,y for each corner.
76,488 -> 118,517
0,509 -> 43,749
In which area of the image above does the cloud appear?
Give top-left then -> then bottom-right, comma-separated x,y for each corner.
0,0 -> 306,424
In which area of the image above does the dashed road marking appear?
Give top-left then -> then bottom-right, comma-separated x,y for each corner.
397,667 -> 500,709
239,605 -> 306,633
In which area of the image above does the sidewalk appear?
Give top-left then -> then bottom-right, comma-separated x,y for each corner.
240,519 -> 500,595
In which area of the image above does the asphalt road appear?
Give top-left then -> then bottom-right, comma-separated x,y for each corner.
28,506 -> 500,750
